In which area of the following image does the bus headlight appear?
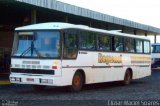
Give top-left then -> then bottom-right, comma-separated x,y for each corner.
10,77 -> 21,82
10,77 -> 15,81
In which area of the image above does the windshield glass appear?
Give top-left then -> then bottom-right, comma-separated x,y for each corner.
12,31 -> 60,58
152,45 -> 160,53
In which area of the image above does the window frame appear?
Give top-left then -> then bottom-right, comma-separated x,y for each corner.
113,36 -> 124,52
97,33 -> 112,52
62,29 -> 78,59
78,30 -> 96,51
124,37 -> 135,53
12,30 -> 62,59
143,40 -> 151,54
135,39 -> 143,53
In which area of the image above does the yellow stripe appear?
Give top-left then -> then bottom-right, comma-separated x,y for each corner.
0,81 -> 11,85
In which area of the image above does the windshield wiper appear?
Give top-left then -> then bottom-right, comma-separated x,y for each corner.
19,46 -> 42,58
20,40 -> 33,57
20,47 -> 31,57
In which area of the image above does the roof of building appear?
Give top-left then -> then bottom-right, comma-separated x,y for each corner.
15,0 -> 160,34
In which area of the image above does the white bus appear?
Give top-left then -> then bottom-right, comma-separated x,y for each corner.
151,43 -> 160,69
10,22 -> 151,91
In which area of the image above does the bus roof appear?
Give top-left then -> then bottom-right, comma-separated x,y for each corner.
15,22 -> 150,40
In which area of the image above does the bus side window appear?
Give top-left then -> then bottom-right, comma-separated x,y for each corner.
79,31 -> 96,50
124,38 -> 135,53
114,36 -> 124,52
135,39 -> 143,53
143,40 -> 150,53
97,34 -> 111,51
63,31 -> 78,59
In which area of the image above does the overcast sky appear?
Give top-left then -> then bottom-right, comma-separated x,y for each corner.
58,0 -> 160,43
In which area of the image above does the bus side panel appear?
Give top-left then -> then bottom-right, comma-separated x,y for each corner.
62,51 -> 127,85
92,52 -> 126,83
132,66 -> 151,79
62,51 -> 95,84
60,67 -> 93,85
128,54 -> 151,79
61,51 -> 151,85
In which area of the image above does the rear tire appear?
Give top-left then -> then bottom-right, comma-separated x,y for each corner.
122,70 -> 132,85
32,85 -> 46,92
69,72 -> 84,92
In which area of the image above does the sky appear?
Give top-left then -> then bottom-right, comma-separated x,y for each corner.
57,0 -> 160,43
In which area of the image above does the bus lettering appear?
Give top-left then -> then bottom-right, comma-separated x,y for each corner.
98,53 -> 122,63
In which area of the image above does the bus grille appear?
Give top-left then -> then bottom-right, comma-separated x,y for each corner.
11,68 -> 55,75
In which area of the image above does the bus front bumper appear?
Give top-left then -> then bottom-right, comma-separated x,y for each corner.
9,73 -> 62,86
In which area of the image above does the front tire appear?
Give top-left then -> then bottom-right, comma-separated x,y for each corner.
70,72 -> 84,92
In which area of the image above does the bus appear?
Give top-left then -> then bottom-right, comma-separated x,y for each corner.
151,43 -> 160,69
10,22 -> 151,92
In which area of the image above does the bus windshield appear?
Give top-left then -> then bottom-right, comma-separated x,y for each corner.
152,45 -> 160,53
12,31 -> 60,58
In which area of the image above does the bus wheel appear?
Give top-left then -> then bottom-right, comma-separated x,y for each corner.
32,85 -> 46,92
70,72 -> 84,92
123,70 -> 132,85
